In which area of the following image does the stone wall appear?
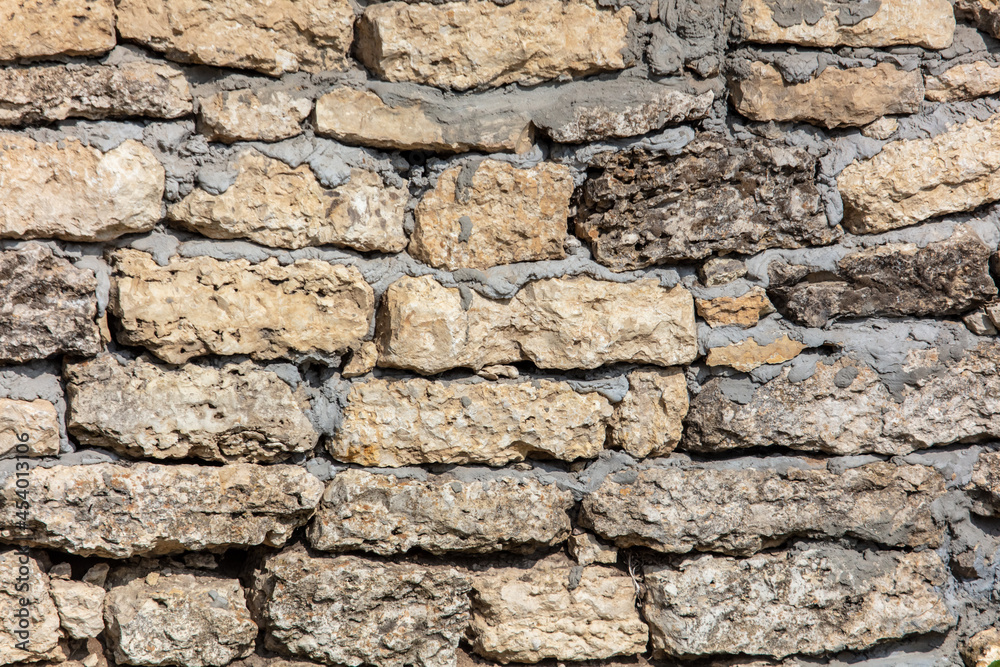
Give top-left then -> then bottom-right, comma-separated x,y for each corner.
3,0 -> 1000,666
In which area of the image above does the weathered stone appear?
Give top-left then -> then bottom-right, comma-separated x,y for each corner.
696,287 -> 774,328
643,544 -> 953,658
965,309 -> 998,336
377,275 -> 697,374
0,136 -> 164,242
769,227 -> 996,326
308,469 -> 573,554
610,369 -> 688,459
342,341 -> 378,378
198,90 -> 311,142
925,61 -> 1000,102
468,554 -> 647,663
738,0 -> 956,49
50,580 -> 105,640
731,62 -> 923,128
839,114 -> 1000,233
0,244 -> 101,363
0,0 -> 115,61
116,0 -> 355,76
251,547 -> 470,667
967,452 -> 1000,517
685,344 -> 1000,455
0,550 -> 64,665
862,115 -> 899,139
410,160 -> 572,270
356,0 -> 633,90
955,0 -> 1000,40
0,463 -> 323,557
705,334 -> 806,372
962,627 -> 1000,667
567,533 -> 618,565
328,377 -> 612,466
65,355 -> 319,463
0,62 -> 192,126
0,398 -> 60,458
105,571 -> 256,667
699,257 -> 747,286
581,461 -> 945,556
110,249 -> 374,364
169,151 -> 407,252
574,135 -> 834,271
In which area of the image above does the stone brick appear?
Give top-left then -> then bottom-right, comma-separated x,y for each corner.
955,0 -> 1000,40
50,580 -> 105,640
110,250 -> 374,364
0,398 -> 60,458
376,275 -> 697,374
308,469 -> 573,554
967,451 -> 1000,517
410,160 -> 573,270
168,150 -> 407,252
962,627 -> 1000,667
925,61 -> 1000,102
65,354 -> 319,463
198,90 -> 311,142
0,550 -> 64,665
610,369 -> 688,459
356,0 -> 633,90
327,377 -> 612,466
696,286 -> 774,328
0,0 -> 115,61
0,137 -> 164,242
116,0 -> 355,75
705,334 -> 806,372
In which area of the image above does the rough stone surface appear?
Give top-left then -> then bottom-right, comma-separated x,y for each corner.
925,61 -> 1000,102
342,341 -> 378,378
308,469 -> 574,554
0,463 -> 323,557
967,451 -> 1000,517
738,0 -> 956,49
104,571 -> 256,667
567,533 -> 618,565
0,398 -> 60,458
169,151 -> 407,252
769,227 -> 997,327
377,276 -> 697,374
574,135 -> 834,270
50,579 -> 105,640
0,62 -> 192,125
0,136 -> 164,242
356,0 -> 633,90
110,249 -> 374,364
410,160 -> 573,270
0,0 -> 115,61
0,243 -> 101,363
581,461 -> 945,555
643,544 -> 954,658
198,90 -> 311,142
0,549 -> 64,665
730,62 -> 923,128
696,286 -> 774,328
685,344 -> 1000,455
65,354 -> 319,463
955,0 -> 1000,39
699,258 -> 747,286
961,627 -> 1000,667
610,369 -> 688,459
705,334 -> 806,372
328,377 -> 612,466
252,547 -> 471,667
468,554 -> 647,663
115,0 -> 355,75
839,113 -> 1000,234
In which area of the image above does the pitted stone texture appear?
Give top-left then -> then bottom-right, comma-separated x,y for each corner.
111,250 -> 374,364
328,377 -> 612,466
574,135 -> 833,271
377,275 -> 697,374
705,334 -> 806,372
0,0 -> 115,61
839,113 -> 1000,233
315,87 -> 534,153
567,533 -> 618,565
696,286 -> 774,328
169,151 -> 407,252
0,463 -> 322,557
610,369 -> 688,459
0,62 -> 192,126
65,355 -> 319,463
644,545 -> 953,659
0,550 -> 64,665
198,90 -> 311,143
105,571 -> 256,667
738,0 -> 956,49
0,398 -> 60,458
410,160 -> 572,270
962,628 -> 1000,667
0,137 -> 164,242
685,345 -> 1000,455
0,244 -> 101,363
955,0 -> 1000,39
252,548 -> 470,667
468,554 -> 647,663
730,62 -> 923,128
308,469 -> 573,554
581,461 -> 945,556
356,0 -> 633,90
769,227 -> 996,327
116,0 -> 355,75
967,451 -> 1000,516
925,61 -> 1000,102
50,580 -> 105,640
